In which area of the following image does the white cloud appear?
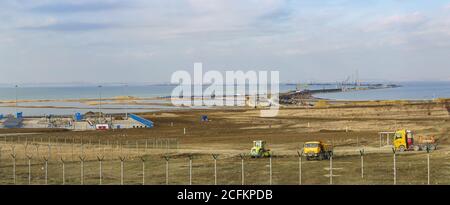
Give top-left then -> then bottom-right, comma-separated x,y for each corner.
2,1 -> 450,83
365,12 -> 427,32
445,3 -> 450,10
174,0 -> 289,36
0,36 -> 14,44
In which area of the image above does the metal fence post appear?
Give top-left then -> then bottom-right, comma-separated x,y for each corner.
360,149 -> 365,179
269,155 -> 273,185
212,154 -> 218,185
392,148 -> 396,185
60,157 -> 65,185
427,146 -> 430,185
140,156 -> 146,185
43,156 -> 49,185
188,155 -> 193,185
297,150 -> 303,185
329,154 -> 333,185
97,155 -> 104,185
11,152 -> 16,185
27,154 -> 32,185
119,156 -> 125,185
239,154 -> 245,185
164,155 -> 170,185
80,156 -> 85,185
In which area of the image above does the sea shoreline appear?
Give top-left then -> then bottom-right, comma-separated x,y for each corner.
1,81 -> 450,117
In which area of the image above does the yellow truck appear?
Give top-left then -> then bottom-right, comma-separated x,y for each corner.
303,141 -> 333,161
393,129 -> 436,152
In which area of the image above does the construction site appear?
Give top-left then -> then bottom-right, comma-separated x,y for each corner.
0,112 -> 153,131
0,98 -> 449,185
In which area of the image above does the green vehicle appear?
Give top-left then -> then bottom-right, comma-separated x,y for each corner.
250,140 -> 272,158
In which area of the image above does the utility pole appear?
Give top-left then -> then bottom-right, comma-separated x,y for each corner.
98,85 -> 102,120
124,84 -> 128,120
15,85 -> 18,114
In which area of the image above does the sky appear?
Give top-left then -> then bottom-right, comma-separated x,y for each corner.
1,0 -> 450,84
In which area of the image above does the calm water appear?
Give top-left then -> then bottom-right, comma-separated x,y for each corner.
1,82 -> 449,116
0,84 -> 297,100
0,84 -> 296,116
315,82 -> 450,100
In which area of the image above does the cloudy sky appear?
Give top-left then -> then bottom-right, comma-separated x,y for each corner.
1,0 -> 450,84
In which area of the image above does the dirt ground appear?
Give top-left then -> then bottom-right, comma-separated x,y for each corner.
0,102 -> 449,185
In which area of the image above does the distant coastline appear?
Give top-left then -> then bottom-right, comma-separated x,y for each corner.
280,83 -> 402,104
1,82 -> 450,116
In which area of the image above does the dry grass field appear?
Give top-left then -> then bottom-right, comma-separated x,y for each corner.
1,101 -> 450,185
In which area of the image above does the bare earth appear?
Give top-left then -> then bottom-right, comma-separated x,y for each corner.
0,101 -> 449,185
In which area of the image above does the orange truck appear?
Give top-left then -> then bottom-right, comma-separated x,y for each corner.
302,141 -> 333,160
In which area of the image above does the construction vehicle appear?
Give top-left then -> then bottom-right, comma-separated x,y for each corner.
250,140 -> 272,158
303,141 -> 333,161
393,129 -> 437,152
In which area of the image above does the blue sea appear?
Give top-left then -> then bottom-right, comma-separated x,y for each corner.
0,84 -> 297,116
314,82 -> 450,101
0,82 -> 449,116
